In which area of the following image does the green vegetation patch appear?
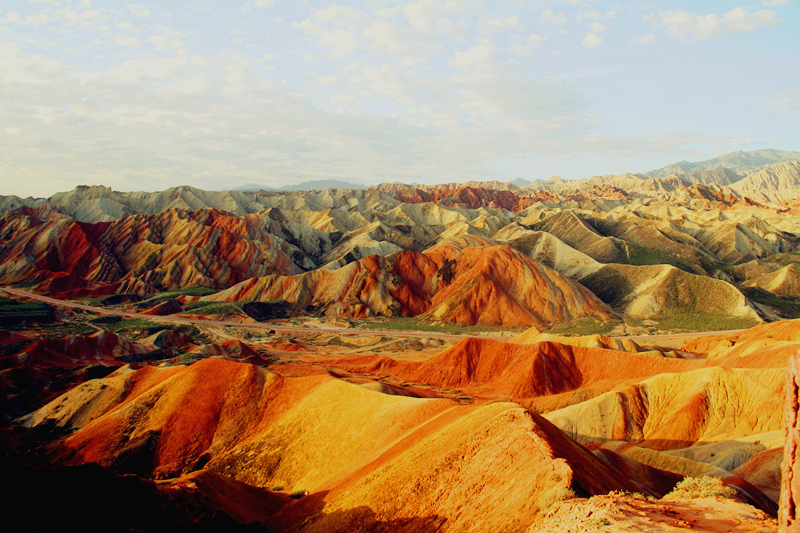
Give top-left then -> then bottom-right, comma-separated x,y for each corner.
176,352 -> 205,365
34,321 -> 96,337
180,300 -> 244,315
741,287 -> 800,319
654,313 -> 760,332
0,338 -> 36,357
625,242 -> 697,273
0,297 -> 55,327
544,318 -> 621,336
355,316 -> 516,335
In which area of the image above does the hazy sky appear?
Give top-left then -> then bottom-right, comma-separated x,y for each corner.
1,0 -> 798,197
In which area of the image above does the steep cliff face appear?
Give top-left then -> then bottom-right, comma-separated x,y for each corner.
781,351 -> 800,531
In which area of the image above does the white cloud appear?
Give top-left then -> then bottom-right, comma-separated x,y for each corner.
363,20 -> 442,60
117,21 -> 136,31
294,14 -> 362,58
114,35 -> 140,47
582,21 -> 605,49
630,33 -> 656,45
330,93 -> 356,103
5,12 -> 51,25
0,42 -> 63,85
660,7 -> 782,42
509,34 -> 546,57
241,1 -> 272,13
582,33 -> 603,49
769,85 -> 800,115
126,4 -> 150,17
31,0 -> 62,5
150,33 -> 185,51
317,74 -> 338,86
761,0 -> 788,5
61,8 -> 102,22
161,73 -> 210,95
448,44 -> 497,69
576,11 -> 615,22
103,56 -> 187,83
401,0 -> 481,35
312,3 -> 367,24
540,9 -> 567,26
478,15 -> 525,33
588,22 -> 606,33
349,64 -> 419,105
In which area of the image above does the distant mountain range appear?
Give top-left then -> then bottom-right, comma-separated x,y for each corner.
232,179 -> 366,192
643,149 -> 800,178
229,150 -> 799,193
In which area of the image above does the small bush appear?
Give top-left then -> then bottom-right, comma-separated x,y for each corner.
664,476 -> 737,500
290,490 -> 308,499
538,486 -> 576,510
585,518 -> 611,527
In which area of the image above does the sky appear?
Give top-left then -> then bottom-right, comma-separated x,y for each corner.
0,0 -> 798,197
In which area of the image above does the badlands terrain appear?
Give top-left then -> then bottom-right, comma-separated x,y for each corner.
2,149 -> 800,531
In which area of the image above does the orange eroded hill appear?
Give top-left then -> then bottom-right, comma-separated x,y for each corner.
332,337 -> 707,401
26,357 -> 657,532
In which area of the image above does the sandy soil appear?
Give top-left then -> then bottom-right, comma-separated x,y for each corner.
531,493 -> 777,532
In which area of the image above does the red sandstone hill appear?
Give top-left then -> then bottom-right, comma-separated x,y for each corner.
394,186 -> 532,212
0,205 -> 300,298
210,236 -> 616,327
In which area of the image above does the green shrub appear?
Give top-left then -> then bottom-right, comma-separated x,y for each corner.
537,486 -> 575,510
664,476 -> 737,500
